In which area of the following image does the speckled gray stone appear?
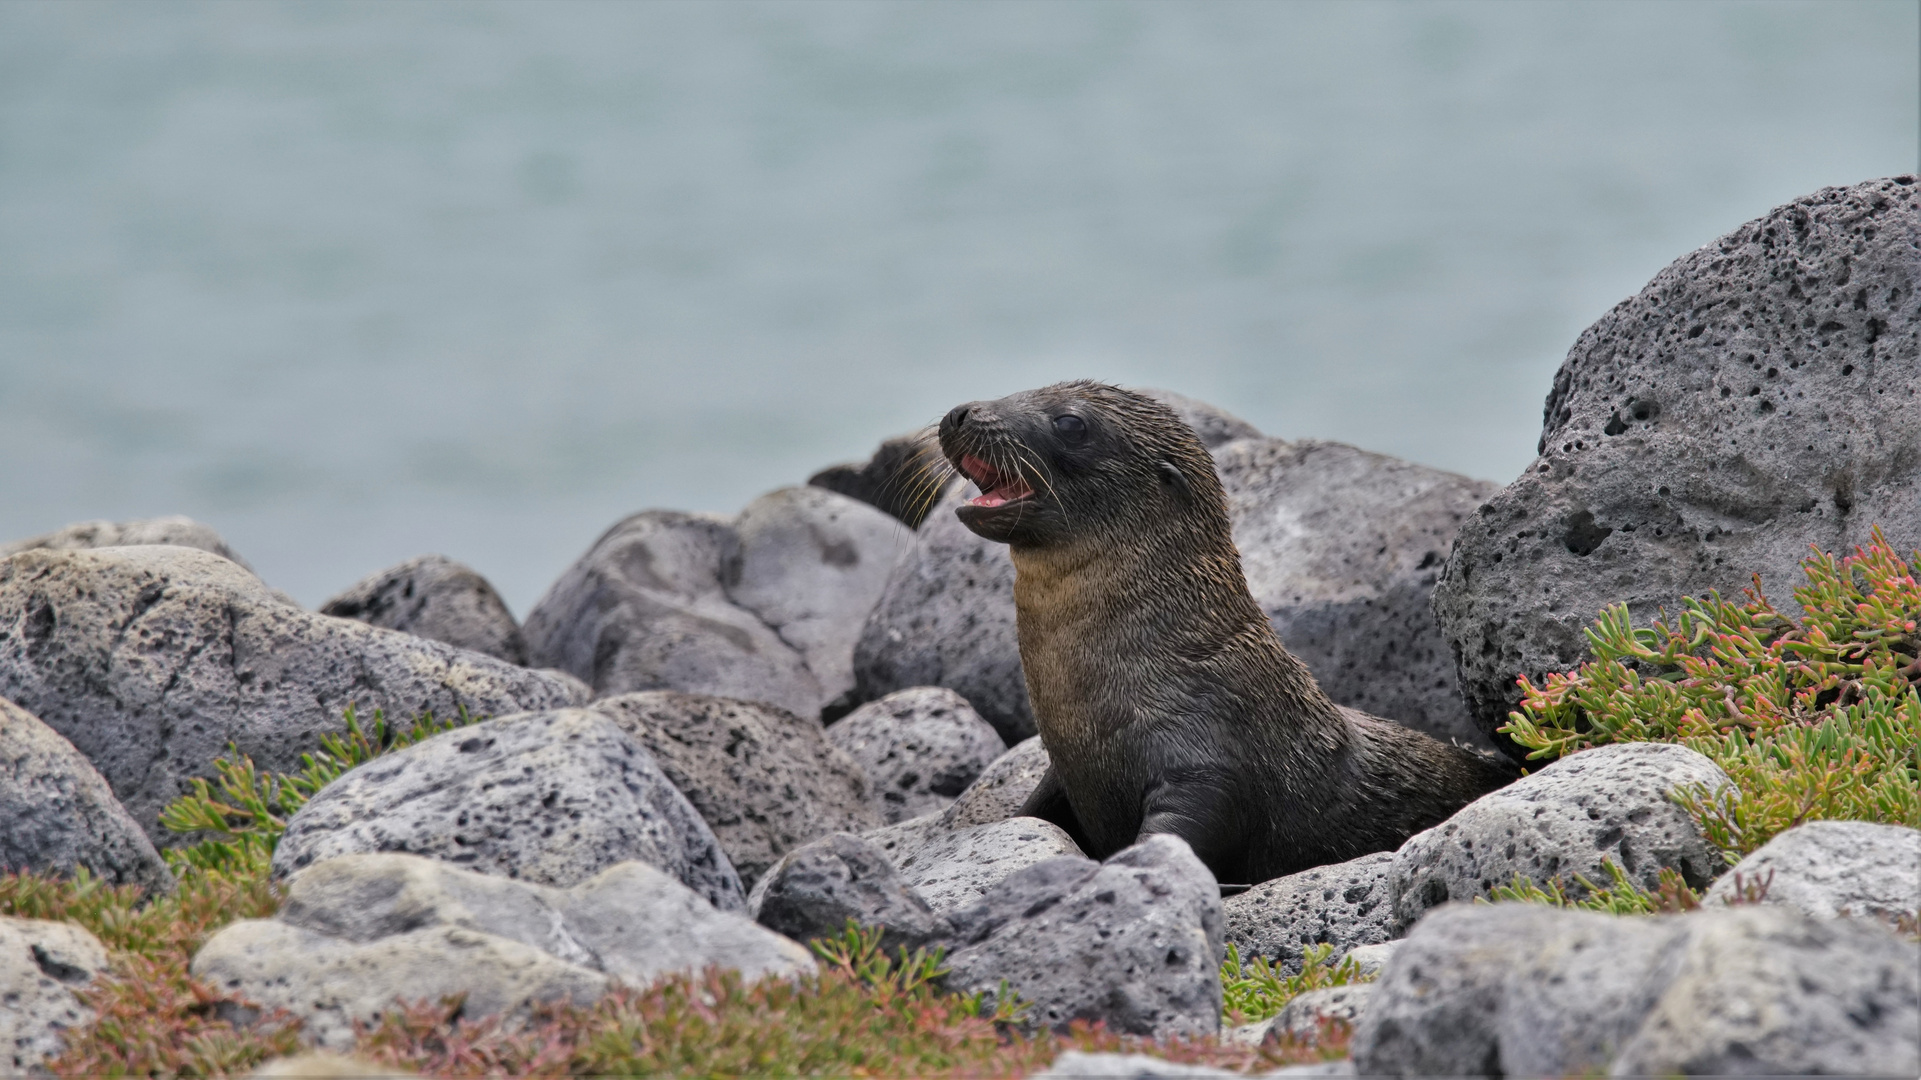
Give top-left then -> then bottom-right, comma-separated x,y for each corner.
320,554 -> 528,665
942,734 -> 1050,828
0,696 -> 171,896
0,916 -> 110,1073
1223,852 -> 1393,974
874,816 -> 1083,915
1389,742 -> 1731,933
1,515 -> 254,572
1703,819 -> 1921,921
943,835 -> 1224,1039
0,545 -> 586,840
825,687 -> 1005,824
1435,176 -> 1921,752
273,708 -> 744,909
746,832 -> 952,954
589,691 -> 877,887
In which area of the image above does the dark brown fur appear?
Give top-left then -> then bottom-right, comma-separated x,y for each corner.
938,381 -> 1517,885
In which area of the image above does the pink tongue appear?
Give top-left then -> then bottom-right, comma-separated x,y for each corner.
970,491 -> 1009,507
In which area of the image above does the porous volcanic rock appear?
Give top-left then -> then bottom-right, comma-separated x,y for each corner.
1702,819 -> 1921,921
273,709 -> 744,909
320,555 -> 528,665
1222,852 -> 1393,974
0,916 -> 111,1073
1217,439 -> 1498,749
868,815 -> 1084,915
825,687 -> 1005,823
1269,985 -> 1375,1046
0,545 -> 585,839
1,515 -> 254,572
941,835 -> 1224,1038
1351,901 -> 1921,1078
0,696 -> 171,895
1389,741 -> 1731,933
588,691 -> 877,887
524,488 -> 907,720
942,734 -> 1050,827
1434,176 -> 1921,753
746,832 -> 952,954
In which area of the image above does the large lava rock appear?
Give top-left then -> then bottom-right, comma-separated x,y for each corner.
1223,851 -> 1394,975
0,917 -> 112,1073
0,546 -> 586,839
824,687 -> 1005,824
1434,176 -> 1921,752
320,555 -> 528,666
1,515 -> 254,572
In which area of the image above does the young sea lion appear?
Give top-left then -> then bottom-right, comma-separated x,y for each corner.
937,381 -> 1517,885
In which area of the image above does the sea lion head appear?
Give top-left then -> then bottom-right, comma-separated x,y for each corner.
937,381 -> 1225,549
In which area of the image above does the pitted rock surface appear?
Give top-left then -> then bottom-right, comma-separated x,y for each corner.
942,734 -> 1050,828
589,691 -> 877,887
0,545 -> 585,839
825,687 -> 1005,823
1389,742 -> 1730,933
1703,819 -> 1921,921
1434,176 -> 1921,751
747,832 -> 952,954
871,815 -> 1084,914
321,554 -> 528,665
1352,901 -> 1921,1078
1222,852 -> 1393,974
0,697 -> 171,895
942,834 -> 1224,1039
1,515 -> 254,572
1217,438 -> 1498,749
0,916 -> 111,1073
274,708 -> 744,908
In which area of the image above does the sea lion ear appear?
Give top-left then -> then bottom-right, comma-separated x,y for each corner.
1157,459 -> 1193,502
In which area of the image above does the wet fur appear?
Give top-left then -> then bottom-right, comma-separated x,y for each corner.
939,381 -> 1517,884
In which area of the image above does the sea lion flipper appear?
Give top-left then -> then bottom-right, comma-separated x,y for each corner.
1019,763 -> 1095,854
1138,772 -> 1241,882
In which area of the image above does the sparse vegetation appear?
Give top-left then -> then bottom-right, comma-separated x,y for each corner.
1219,942 -> 1373,1026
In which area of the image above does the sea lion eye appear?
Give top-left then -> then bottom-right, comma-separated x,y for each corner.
1052,414 -> 1088,443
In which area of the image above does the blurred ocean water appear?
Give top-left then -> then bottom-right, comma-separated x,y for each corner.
0,0 -> 1914,609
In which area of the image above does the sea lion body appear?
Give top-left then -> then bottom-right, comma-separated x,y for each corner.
938,381 -> 1515,884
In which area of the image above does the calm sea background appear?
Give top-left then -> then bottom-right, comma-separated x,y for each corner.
2,0 -> 1916,612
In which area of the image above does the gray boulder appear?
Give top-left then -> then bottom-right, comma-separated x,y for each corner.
1389,742 -> 1731,933
871,815 -> 1084,915
0,916 -> 111,1073
1351,901 -> 1920,1078
746,832 -> 953,954
1270,985 -> 1375,1046
942,834 -> 1224,1038
524,489 -> 907,721
1218,439 -> 1498,750
825,687 -> 1005,824
320,555 -> 527,666
852,485 -> 1033,745
0,545 -> 585,839
1,515 -> 253,572
0,696 -> 171,896
1223,852 -> 1393,974
942,734 -> 1050,828
589,691 -> 877,887
1434,176 -> 1921,750
1703,819 -> 1921,921
198,853 -> 814,1051
1027,1052 -> 1239,1079
273,708 -> 744,909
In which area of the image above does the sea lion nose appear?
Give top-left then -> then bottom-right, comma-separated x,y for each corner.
941,402 -> 978,440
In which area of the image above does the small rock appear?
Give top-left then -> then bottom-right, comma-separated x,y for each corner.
942,834 -> 1224,1038
1350,901 -> 1921,1078
825,687 -> 1004,824
1339,941 -> 1398,978
0,696 -> 171,895
197,852 -> 812,1051
747,833 -> 952,954
1263,1061 -> 1356,1077
273,708 -> 744,909
1389,742 -> 1731,933
0,545 -> 585,840
1703,819 -> 1921,921
320,555 -> 527,666
941,734 -> 1050,828
589,691 -> 877,887
1270,985 -> 1374,1045
881,816 -> 1084,914
1,515 -> 254,571
1223,852 -> 1393,975
248,1053 -> 415,1078
1027,1051 -> 1238,1079
0,916 -> 111,1073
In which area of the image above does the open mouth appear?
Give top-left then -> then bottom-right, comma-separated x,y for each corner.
959,453 -> 1036,508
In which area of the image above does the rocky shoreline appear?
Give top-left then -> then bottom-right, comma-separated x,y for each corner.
1,176 -> 1917,1076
